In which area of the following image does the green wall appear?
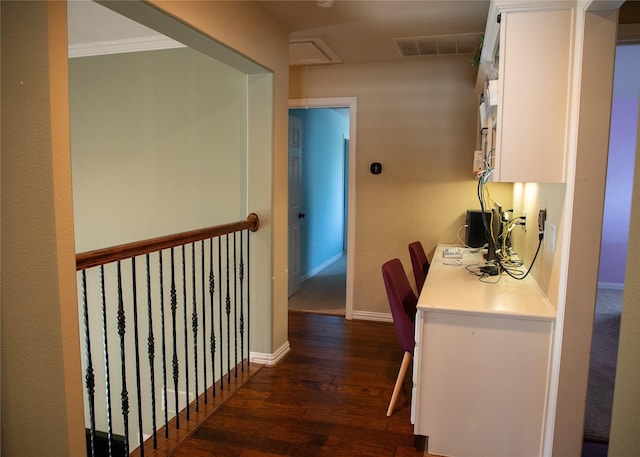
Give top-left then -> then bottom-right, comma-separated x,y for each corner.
69,47 -> 248,252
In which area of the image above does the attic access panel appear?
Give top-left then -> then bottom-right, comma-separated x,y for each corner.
289,37 -> 341,65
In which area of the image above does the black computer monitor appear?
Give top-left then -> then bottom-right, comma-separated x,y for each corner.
466,210 -> 491,248
466,207 -> 505,263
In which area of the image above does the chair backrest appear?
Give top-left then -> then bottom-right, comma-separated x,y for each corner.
381,258 -> 418,353
409,241 -> 430,293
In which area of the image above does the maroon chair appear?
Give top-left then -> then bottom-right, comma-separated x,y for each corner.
381,258 -> 418,416
408,241 -> 430,293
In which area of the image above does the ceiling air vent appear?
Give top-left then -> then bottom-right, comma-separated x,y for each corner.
394,32 -> 483,57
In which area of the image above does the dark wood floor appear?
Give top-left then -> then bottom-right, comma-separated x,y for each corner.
169,311 -> 430,457
133,310 -> 606,457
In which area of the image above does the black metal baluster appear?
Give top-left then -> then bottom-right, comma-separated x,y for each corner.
225,235 -> 231,385
100,266 -> 114,457
170,248 -> 179,429
201,240 -> 207,403
218,237 -> 224,391
239,231 -> 245,372
247,232 -> 251,367
182,245 -> 190,420
158,252 -> 169,438
117,261 -> 130,455
209,239 -> 216,397
81,270 -> 96,457
145,254 -> 157,448
191,243 -> 199,412
233,233 -> 238,377
131,259 -> 144,456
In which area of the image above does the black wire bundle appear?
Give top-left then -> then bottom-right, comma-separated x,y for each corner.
475,159 -> 543,281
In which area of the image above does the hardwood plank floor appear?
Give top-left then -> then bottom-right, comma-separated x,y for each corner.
171,311 -> 432,457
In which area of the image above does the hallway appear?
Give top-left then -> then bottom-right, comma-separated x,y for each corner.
288,255 -> 346,316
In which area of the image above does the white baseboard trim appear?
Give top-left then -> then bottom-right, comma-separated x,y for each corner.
301,252 -> 344,281
351,310 -> 393,323
598,282 -> 624,290
250,340 -> 290,366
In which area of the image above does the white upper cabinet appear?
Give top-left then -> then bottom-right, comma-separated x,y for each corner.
479,2 -> 574,183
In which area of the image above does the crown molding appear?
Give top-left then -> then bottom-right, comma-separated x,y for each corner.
68,35 -> 185,58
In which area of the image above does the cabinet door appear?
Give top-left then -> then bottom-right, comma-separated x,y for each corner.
495,8 -> 573,183
414,310 -> 554,457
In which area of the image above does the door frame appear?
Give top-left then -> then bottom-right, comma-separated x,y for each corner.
288,97 -> 357,320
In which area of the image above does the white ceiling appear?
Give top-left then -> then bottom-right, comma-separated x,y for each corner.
67,0 -> 490,63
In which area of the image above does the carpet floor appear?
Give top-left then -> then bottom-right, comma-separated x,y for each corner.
584,286 -> 622,443
288,254 -> 346,316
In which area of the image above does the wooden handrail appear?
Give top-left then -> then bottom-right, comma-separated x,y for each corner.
76,213 -> 259,271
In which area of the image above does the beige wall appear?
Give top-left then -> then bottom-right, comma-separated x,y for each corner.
1,2 -> 85,456
551,7 -> 618,456
511,182 -> 567,304
290,58 -> 513,315
609,76 -> 640,457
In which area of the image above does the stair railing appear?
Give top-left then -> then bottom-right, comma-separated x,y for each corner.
77,213 -> 259,456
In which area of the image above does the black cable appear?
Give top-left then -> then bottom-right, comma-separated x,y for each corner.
476,174 -> 544,281
499,233 -> 543,281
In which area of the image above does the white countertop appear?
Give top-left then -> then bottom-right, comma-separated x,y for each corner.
418,245 -> 556,321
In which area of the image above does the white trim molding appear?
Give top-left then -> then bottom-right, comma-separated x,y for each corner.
351,310 -> 393,323
69,35 -> 186,58
300,252 -> 343,282
250,340 -> 290,366
288,97 -> 357,320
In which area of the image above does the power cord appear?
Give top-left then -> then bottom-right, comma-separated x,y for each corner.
476,170 -> 544,281
494,230 -> 544,281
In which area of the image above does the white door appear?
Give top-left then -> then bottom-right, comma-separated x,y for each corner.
288,114 -> 302,297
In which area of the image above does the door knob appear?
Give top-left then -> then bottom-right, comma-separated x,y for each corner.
298,212 -> 305,219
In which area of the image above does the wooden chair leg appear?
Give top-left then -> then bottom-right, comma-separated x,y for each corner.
387,351 -> 412,417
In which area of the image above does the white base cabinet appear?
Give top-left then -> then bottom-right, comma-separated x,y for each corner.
411,246 -> 556,457
412,309 -> 554,457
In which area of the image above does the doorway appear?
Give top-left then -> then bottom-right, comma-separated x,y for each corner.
583,43 -> 640,451
287,97 -> 357,319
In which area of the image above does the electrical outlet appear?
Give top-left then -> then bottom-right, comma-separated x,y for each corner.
538,209 -> 547,233
522,211 -> 527,231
